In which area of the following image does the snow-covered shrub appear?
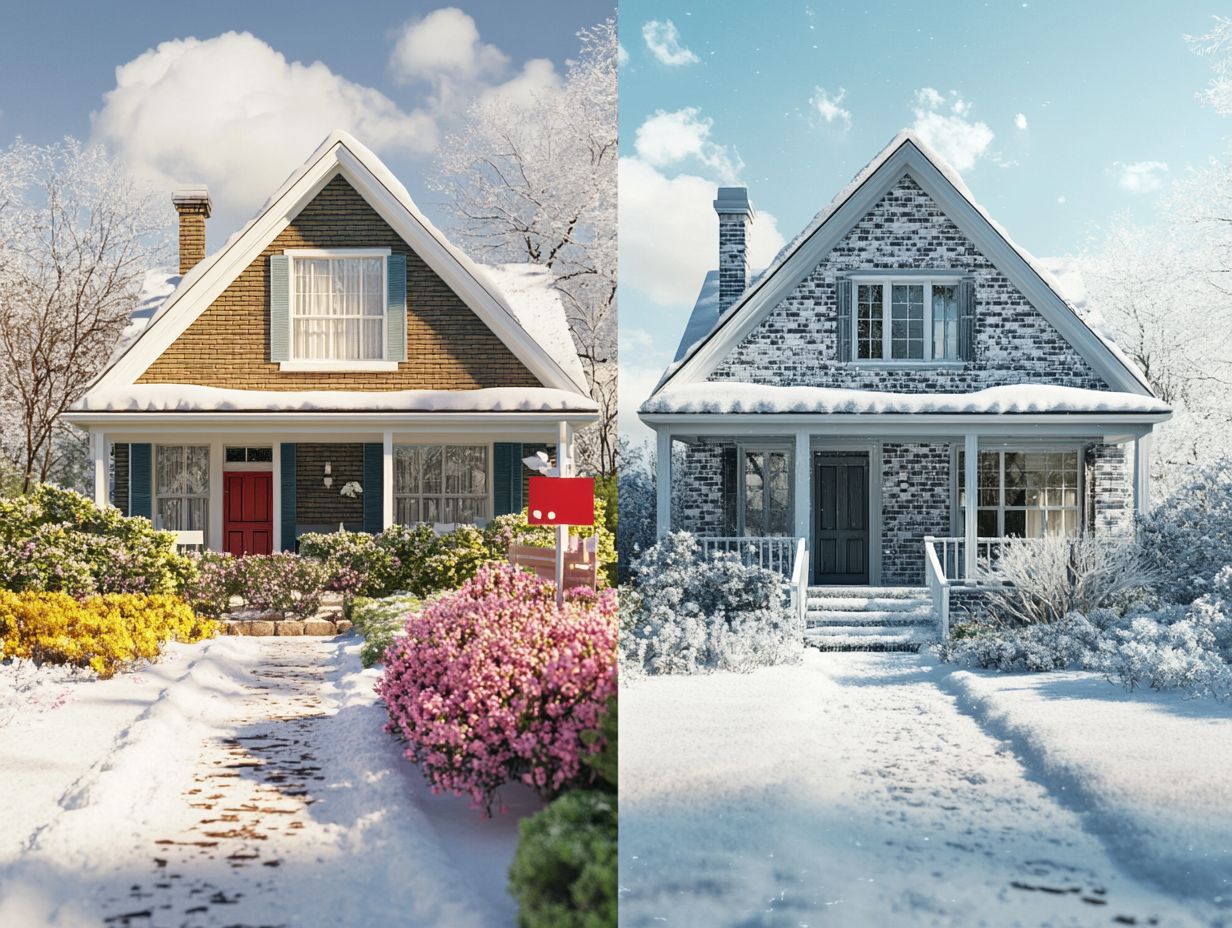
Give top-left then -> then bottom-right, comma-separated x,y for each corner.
0,591 -> 216,677
0,485 -> 194,597
936,611 -> 1110,672
508,698 -> 617,928
377,565 -> 617,813
1139,462 -> 1232,603
349,591 -> 421,667
978,533 -> 1156,626
616,443 -> 656,583
235,554 -> 328,619
621,532 -> 801,675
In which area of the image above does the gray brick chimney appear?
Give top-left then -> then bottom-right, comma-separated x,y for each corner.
714,186 -> 754,313
171,186 -> 212,275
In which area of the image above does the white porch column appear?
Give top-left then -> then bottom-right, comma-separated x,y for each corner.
793,429 -> 810,546
655,428 -> 672,538
964,433 -> 978,578
91,430 -> 107,508
1132,433 -> 1152,517
381,431 -> 394,529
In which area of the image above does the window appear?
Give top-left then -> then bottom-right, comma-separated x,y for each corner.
225,447 -> 272,463
394,445 -> 488,526
741,448 -> 791,537
290,253 -> 385,361
155,445 -> 209,542
851,277 -> 960,361
958,450 -> 1080,537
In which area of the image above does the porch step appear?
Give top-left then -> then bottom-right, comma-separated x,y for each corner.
802,586 -> 936,652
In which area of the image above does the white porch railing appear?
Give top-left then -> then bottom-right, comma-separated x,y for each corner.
788,537 -> 808,628
924,535 -> 1016,638
694,536 -> 798,579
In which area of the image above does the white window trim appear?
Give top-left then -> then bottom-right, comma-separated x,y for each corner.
952,444 -> 1086,537
393,442 -> 492,527
850,275 -> 963,364
736,443 -> 793,538
284,247 -> 391,368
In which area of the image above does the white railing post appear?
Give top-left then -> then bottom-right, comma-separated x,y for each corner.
964,434 -> 978,580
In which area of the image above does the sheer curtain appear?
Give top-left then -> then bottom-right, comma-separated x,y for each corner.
292,257 -> 384,361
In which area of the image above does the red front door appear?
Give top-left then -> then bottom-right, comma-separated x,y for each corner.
223,471 -> 273,556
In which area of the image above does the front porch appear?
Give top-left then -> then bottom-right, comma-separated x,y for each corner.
82,412 -> 587,555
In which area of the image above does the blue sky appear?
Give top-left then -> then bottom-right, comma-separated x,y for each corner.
618,0 -> 1232,441
0,1 -> 613,245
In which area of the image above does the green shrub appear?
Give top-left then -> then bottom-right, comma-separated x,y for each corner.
0,485 -> 194,597
351,591 -> 421,667
508,699 -> 617,928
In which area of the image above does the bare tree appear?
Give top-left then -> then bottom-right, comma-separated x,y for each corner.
0,138 -> 170,492
433,20 -> 617,474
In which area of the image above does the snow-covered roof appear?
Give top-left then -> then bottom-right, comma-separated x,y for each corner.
640,382 -> 1170,417
111,269 -> 178,363
73,384 -> 597,415
79,130 -> 592,413
657,130 -> 1155,398
479,263 -> 585,388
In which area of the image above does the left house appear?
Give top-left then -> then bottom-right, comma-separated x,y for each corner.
64,131 -> 597,555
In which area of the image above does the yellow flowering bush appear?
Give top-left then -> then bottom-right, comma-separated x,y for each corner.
0,591 -> 216,678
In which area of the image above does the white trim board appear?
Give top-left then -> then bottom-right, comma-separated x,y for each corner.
80,131 -> 589,402
654,133 -> 1155,398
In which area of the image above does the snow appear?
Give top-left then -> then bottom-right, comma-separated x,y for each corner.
71,383 -> 597,414
111,269 -> 179,363
621,651 -> 1223,926
480,263 -> 587,388
641,381 -> 1171,416
0,637 -> 538,927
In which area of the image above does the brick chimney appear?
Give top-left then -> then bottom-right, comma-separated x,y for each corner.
171,186 -> 212,275
714,186 -> 754,313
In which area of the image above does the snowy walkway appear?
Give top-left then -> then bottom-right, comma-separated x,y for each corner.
620,651 -> 1218,927
0,637 -> 539,928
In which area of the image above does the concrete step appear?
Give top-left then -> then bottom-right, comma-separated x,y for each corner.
805,636 -> 928,653
806,612 -> 933,629
804,623 -> 935,638
807,586 -> 928,599
806,596 -> 932,613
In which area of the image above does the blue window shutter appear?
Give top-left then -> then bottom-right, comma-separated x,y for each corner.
280,443 -> 297,551
270,254 -> 290,362
363,443 -> 383,533
386,254 -> 407,362
492,443 -> 523,516
129,443 -> 152,520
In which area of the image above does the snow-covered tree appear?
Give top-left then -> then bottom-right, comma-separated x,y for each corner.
0,138 -> 170,492
433,20 -> 617,475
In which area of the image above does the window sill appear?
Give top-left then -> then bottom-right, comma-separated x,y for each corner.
278,360 -> 399,372
848,360 -> 966,369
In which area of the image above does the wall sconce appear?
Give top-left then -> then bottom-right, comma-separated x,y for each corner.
323,462 -> 333,489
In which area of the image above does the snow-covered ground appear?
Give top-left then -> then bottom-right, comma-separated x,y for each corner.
0,637 -> 539,927
620,651 -> 1228,927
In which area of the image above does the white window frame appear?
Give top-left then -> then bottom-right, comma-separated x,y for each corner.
281,247 -> 395,371
154,444 -> 211,544
736,443 -> 793,538
849,273 -> 964,365
954,445 -> 1085,538
393,443 -> 492,527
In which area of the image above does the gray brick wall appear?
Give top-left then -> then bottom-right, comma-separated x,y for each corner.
881,442 -> 952,585
718,211 -> 751,313
673,440 -> 729,536
1090,443 -> 1132,534
709,175 -> 1109,392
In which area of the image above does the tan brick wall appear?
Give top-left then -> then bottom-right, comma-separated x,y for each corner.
140,174 -> 542,391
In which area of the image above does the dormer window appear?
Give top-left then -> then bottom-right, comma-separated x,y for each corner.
839,273 -> 973,364
291,250 -> 387,361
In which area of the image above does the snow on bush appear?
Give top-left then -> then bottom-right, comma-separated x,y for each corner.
0,591 -> 216,677
621,532 -> 801,676
1138,461 -> 1232,603
376,565 -> 617,813
349,591 -> 422,668
936,611 -> 1109,672
977,533 -> 1156,626
615,442 -> 656,583
0,485 -> 194,597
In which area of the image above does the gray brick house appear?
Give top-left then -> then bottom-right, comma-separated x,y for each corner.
639,132 -> 1169,637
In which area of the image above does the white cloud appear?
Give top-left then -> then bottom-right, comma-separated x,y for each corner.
91,32 -> 435,233
619,156 -> 784,308
634,108 -> 743,184
1057,195 -> 1067,204
475,58 -> 561,111
642,20 -> 699,66
909,87 -> 994,172
1111,160 -> 1169,194
811,86 -> 851,130
1014,112 -> 1028,130
389,7 -> 507,84
617,43 -> 629,67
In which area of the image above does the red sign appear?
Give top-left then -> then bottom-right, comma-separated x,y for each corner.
527,476 -> 595,526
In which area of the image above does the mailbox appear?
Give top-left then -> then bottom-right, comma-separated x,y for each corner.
527,476 -> 595,526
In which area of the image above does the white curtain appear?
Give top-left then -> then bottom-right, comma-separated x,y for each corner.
292,257 -> 384,360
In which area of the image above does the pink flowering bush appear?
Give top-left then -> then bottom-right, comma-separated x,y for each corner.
376,564 -> 617,814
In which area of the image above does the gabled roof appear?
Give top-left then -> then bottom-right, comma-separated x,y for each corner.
652,130 -> 1155,398
78,130 -> 591,407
